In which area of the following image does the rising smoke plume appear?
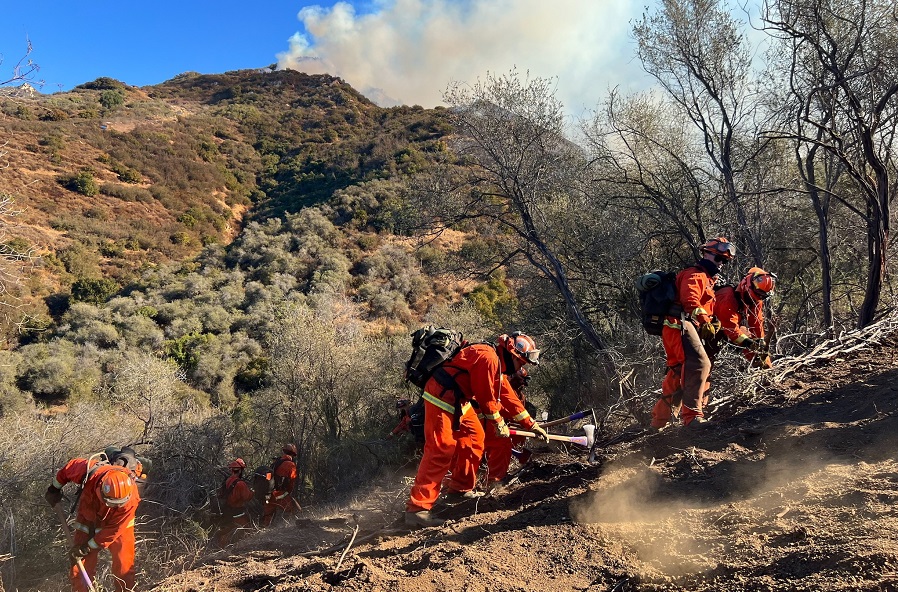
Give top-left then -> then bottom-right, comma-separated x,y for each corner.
277,0 -> 648,113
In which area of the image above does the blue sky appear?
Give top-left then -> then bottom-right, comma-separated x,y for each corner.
1,1 -> 652,114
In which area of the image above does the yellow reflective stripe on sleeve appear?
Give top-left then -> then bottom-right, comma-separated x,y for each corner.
692,307 -> 709,317
52,478 -> 64,489
87,538 -> 100,550
734,334 -> 750,344
511,410 -> 531,423
422,392 -> 472,416
476,413 -> 485,420
482,411 -> 501,421
126,518 -> 135,528
663,319 -> 682,329
73,521 -> 91,534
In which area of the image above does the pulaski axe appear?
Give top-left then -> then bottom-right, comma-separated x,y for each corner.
509,424 -> 596,448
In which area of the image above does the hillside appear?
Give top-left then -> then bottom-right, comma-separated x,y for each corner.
150,321 -> 898,592
0,69 -> 451,340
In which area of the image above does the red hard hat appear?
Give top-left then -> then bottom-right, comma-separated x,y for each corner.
282,443 -> 298,456
738,267 -> 777,301
228,458 -> 246,470
498,332 -> 540,366
98,468 -> 133,507
700,237 -> 736,261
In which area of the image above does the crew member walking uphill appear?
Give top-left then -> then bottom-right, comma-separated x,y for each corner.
652,237 -> 735,429
262,444 -> 298,527
405,332 -> 541,528
45,458 -> 140,592
217,458 -> 254,546
716,267 -> 776,369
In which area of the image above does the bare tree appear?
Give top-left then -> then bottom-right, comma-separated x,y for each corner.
0,37 -> 43,90
633,0 -> 769,264
424,69 -> 607,351
762,0 -> 898,328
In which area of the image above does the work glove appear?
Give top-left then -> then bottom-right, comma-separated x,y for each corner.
494,419 -> 510,439
529,423 -> 551,444
698,319 -> 721,343
44,485 -> 63,507
67,543 -> 91,564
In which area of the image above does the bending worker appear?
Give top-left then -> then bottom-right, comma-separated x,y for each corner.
405,332 -> 542,528
46,457 -> 140,592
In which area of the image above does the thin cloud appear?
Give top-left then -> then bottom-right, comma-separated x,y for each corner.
277,0 -> 651,114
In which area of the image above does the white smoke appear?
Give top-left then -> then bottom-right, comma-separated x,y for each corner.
277,0 -> 653,114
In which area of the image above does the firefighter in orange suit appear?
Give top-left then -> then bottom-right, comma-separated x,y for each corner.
652,237 -> 735,429
405,332 -> 542,528
387,399 -> 412,439
716,267 -> 776,369
217,459 -> 255,546
482,368 -> 548,486
508,367 -> 535,463
45,459 -> 139,592
262,444 -> 298,527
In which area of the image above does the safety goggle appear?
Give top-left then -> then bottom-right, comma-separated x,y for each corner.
516,347 -> 540,365
103,495 -> 131,508
750,272 -> 777,299
706,242 -> 736,258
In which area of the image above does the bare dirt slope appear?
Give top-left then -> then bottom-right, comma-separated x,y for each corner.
153,333 -> 898,592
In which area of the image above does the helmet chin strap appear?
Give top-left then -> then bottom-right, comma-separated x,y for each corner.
501,348 -> 517,375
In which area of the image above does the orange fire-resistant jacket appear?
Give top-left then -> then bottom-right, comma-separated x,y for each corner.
223,475 -> 254,511
270,454 -> 297,500
673,264 -> 717,327
479,374 -> 535,428
422,343 -> 503,425
715,285 -> 765,345
390,411 -> 411,436
59,462 -> 140,551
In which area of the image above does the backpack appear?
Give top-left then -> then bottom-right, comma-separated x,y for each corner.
407,398 -> 425,443
252,457 -> 290,501
252,465 -> 274,502
404,326 -> 465,389
635,270 -> 682,336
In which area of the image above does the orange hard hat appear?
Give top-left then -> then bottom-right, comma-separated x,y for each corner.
498,332 -> 540,366
738,267 -> 777,301
228,458 -> 246,471
700,237 -> 736,261
282,443 -> 298,456
98,468 -> 133,507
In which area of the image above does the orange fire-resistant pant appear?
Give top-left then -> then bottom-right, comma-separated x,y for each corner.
652,321 -> 711,428
407,400 -> 485,512
262,492 -> 295,527
70,525 -> 135,592
484,422 -> 521,483
217,511 -> 251,547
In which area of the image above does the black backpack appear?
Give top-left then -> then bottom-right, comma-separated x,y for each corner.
404,326 -> 465,389
252,465 -> 274,501
635,270 -> 681,336
252,457 -> 290,501
407,398 -> 425,443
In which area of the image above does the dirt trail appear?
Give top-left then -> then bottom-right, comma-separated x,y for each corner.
153,335 -> 898,592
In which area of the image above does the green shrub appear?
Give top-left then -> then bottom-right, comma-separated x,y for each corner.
70,277 -> 120,304
42,108 -> 69,121
100,183 -> 153,202
14,105 -> 33,120
60,170 -> 100,196
99,89 -> 125,110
